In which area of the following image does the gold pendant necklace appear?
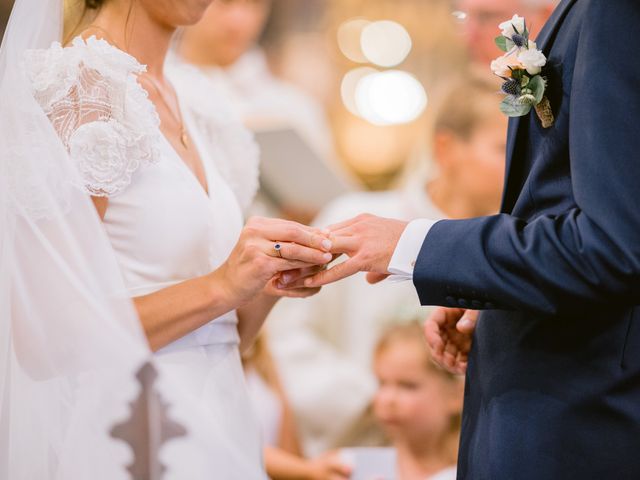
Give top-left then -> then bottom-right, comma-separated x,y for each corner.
85,25 -> 189,150
142,75 -> 189,150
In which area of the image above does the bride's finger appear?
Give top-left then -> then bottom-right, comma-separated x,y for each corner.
273,258 -> 321,272
280,275 -> 319,289
280,265 -> 326,285
246,221 -> 331,252
271,241 -> 333,265
273,285 -> 322,298
249,216 -> 324,235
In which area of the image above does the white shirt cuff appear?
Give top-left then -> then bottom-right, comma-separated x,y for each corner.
387,219 -> 439,282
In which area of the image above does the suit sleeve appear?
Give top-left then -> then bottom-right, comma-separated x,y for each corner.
413,0 -> 640,316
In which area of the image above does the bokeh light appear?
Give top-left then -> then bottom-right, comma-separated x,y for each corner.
354,70 -> 427,126
451,10 -> 468,23
341,67 -> 379,116
337,18 -> 371,63
360,20 -> 412,68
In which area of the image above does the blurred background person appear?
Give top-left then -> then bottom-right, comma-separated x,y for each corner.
457,0 -> 555,67
178,0 -> 332,159
268,75 -> 508,456
243,333 -> 352,480
177,0 -> 349,222
368,322 -> 463,480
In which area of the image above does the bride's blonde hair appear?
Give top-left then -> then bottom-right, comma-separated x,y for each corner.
63,0 -> 135,48
63,0 -> 100,44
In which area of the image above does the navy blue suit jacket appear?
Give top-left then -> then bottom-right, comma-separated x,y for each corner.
413,1 -> 640,478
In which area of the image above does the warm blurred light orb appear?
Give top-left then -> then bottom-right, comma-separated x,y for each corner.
360,20 -> 412,68
451,10 -> 468,22
355,70 -> 427,126
341,67 -> 379,116
337,18 -> 371,63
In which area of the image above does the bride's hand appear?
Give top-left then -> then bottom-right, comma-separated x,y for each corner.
263,264 -> 326,298
215,217 -> 333,306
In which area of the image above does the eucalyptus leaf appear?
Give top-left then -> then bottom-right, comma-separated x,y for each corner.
528,75 -> 546,104
495,36 -> 509,52
500,97 -> 532,117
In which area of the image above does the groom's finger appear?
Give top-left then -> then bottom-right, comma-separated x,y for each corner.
304,258 -> 361,287
328,235 -> 359,254
430,307 -> 463,329
325,216 -> 361,232
424,316 -> 445,354
457,310 -> 479,334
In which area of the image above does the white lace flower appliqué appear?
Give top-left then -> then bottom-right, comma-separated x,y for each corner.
24,36 -> 162,199
70,121 -> 140,196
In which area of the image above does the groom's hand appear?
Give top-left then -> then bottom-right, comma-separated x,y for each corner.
303,214 -> 408,287
424,308 -> 478,375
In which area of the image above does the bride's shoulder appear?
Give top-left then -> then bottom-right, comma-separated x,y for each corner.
23,36 -> 161,198
23,35 -> 145,103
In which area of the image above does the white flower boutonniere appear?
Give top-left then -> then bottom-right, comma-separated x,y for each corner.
492,15 -> 555,128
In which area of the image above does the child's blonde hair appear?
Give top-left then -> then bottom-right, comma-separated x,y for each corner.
375,321 -> 462,463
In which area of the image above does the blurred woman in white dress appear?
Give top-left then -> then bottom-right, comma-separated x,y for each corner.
1,0 -> 332,477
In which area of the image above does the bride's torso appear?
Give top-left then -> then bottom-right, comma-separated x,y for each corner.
25,36 -> 260,351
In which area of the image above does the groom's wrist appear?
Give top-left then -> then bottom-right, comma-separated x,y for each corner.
387,219 -> 439,278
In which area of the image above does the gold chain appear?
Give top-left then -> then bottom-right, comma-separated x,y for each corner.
85,25 -> 189,149
142,75 -> 190,149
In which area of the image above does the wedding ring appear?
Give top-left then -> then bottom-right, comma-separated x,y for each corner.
274,243 -> 283,258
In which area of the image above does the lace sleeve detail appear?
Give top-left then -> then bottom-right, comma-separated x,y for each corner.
23,37 -> 161,197
168,61 -> 260,212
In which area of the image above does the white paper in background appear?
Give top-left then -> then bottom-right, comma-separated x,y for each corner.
253,127 -> 352,212
340,447 -> 397,480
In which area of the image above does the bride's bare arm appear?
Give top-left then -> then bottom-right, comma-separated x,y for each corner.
91,203 -> 331,352
133,271 -> 237,352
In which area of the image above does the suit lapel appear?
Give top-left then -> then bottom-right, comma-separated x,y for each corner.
500,0 -> 577,213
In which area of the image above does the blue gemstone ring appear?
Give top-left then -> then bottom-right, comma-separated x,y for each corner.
274,243 -> 283,258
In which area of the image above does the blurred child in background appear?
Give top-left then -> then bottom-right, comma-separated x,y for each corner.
368,322 -> 463,480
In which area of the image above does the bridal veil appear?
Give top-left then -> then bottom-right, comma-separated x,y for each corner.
0,0 -> 260,478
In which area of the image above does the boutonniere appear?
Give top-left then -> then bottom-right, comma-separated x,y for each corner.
491,15 -> 555,128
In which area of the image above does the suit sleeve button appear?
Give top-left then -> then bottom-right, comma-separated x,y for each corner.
471,300 -> 482,309
458,299 -> 469,308
446,296 -> 456,306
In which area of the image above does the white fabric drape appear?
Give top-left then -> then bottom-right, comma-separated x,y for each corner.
0,1 -> 262,478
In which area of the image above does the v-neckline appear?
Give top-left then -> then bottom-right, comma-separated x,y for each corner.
160,128 -> 212,201
156,91 -> 212,201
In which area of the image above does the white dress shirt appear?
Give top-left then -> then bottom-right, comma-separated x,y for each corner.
388,219 -> 439,280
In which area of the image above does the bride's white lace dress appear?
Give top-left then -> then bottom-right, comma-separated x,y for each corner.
24,35 -> 265,478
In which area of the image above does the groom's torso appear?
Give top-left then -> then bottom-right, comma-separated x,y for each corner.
461,1 -> 640,479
